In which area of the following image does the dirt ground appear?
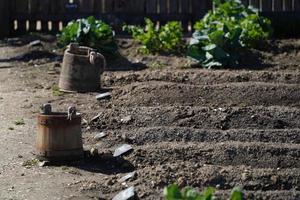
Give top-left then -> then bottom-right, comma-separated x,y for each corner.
0,35 -> 299,200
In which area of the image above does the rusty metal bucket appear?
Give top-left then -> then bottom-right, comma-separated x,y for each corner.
36,105 -> 83,161
59,43 -> 106,92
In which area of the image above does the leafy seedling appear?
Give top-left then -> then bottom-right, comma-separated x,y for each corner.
188,0 -> 272,68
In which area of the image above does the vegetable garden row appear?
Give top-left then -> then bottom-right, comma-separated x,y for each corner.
59,0 -> 272,68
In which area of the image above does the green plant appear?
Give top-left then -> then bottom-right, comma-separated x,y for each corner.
123,18 -> 184,54
188,0 -> 272,68
22,159 -> 39,168
52,85 -> 63,96
14,118 -> 25,125
58,16 -> 118,55
164,184 -> 243,200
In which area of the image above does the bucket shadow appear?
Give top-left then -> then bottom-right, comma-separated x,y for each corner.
0,50 -> 61,63
44,152 -> 135,175
75,157 -> 134,174
105,54 -> 147,71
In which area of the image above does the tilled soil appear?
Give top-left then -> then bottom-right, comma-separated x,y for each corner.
0,36 -> 299,199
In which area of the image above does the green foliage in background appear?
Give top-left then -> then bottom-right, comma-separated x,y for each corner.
123,18 -> 184,54
164,184 -> 243,200
188,0 -> 272,68
58,16 -> 118,55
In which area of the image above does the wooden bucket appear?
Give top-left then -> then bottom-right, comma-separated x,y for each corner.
36,106 -> 83,161
59,43 -> 106,92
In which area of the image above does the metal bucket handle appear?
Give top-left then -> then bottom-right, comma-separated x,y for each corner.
89,51 -> 106,74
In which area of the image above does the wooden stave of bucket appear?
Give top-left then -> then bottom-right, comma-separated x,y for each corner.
58,46 -> 104,92
36,113 -> 83,161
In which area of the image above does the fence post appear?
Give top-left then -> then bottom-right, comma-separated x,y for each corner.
0,0 -> 10,38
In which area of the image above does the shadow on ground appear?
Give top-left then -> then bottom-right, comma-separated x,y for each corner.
43,153 -> 135,175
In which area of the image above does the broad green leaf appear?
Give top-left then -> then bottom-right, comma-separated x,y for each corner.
164,184 -> 182,200
230,187 -> 243,200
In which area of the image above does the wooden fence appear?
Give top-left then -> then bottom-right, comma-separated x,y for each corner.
1,0 -> 300,38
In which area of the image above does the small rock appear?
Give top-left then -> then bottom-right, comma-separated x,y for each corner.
105,179 -> 115,186
41,103 -> 52,114
270,175 -> 278,183
94,132 -> 108,140
96,92 -> 112,100
177,177 -> 185,187
29,40 -> 42,47
121,116 -> 133,124
82,118 -> 88,125
90,148 -> 98,157
118,172 -> 137,183
112,186 -> 135,200
85,126 -> 91,131
38,161 -> 49,167
90,114 -> 101,123
0,63 -> 13,69
113,144 -> 133,157
53,62 -> 61,68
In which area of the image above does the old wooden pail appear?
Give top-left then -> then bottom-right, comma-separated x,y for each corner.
59,43 -> 106,92
36,105 -> 83,161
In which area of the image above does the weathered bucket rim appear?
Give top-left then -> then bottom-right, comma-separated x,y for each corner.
65,45 -> 95,59
38,112 -> 81,117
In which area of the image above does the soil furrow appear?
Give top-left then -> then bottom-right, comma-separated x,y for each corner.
125,142 -> 300,169
102,127 -> 300,145
91,106 -> 300,130
111,81 -> 300,107
129,164 -> 300,191
103,70 -> 300,87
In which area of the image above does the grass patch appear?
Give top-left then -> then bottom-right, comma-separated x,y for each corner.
22,159 -> 39,168
52,85 -> 63,96
14,118 -> 25,125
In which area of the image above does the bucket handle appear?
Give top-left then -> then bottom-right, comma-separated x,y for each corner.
89,51 -> 106,73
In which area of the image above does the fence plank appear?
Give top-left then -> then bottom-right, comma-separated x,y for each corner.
103,0 -> 113,13
192,0 -> 209,20
39,0 -> 50,32
273,0 -> 283,11
94,0 -> 103,14
169,0 -> 179,13
131,0 -> 145,13
9,0 -> 16,33
295,0 -> 300,10
179,0 -> 189,13
178,0 -> 190,31
146,0 -> 157,13
0,0 -> 10,38
241,0 -> 249,6
114,0 -> 127,13
15,0 -> 28,13
79,0 -> 94,13
158,0 -> 167,13
15,0 -> 28,33
28,0 -> 38,31
249,0 -> 260,9
283,0 -> 293,11
50,0 -> 61,32
261,0 -> 272,11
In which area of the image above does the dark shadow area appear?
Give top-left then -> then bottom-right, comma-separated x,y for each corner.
105,54 -> 147,71
4,34 -> 56,47
190,48 -> 274,71
0,50 -> 61,62
236,49 -> 274,70
42,152 -> 135,175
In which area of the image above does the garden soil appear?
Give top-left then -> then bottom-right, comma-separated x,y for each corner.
0,35 -> 299,199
